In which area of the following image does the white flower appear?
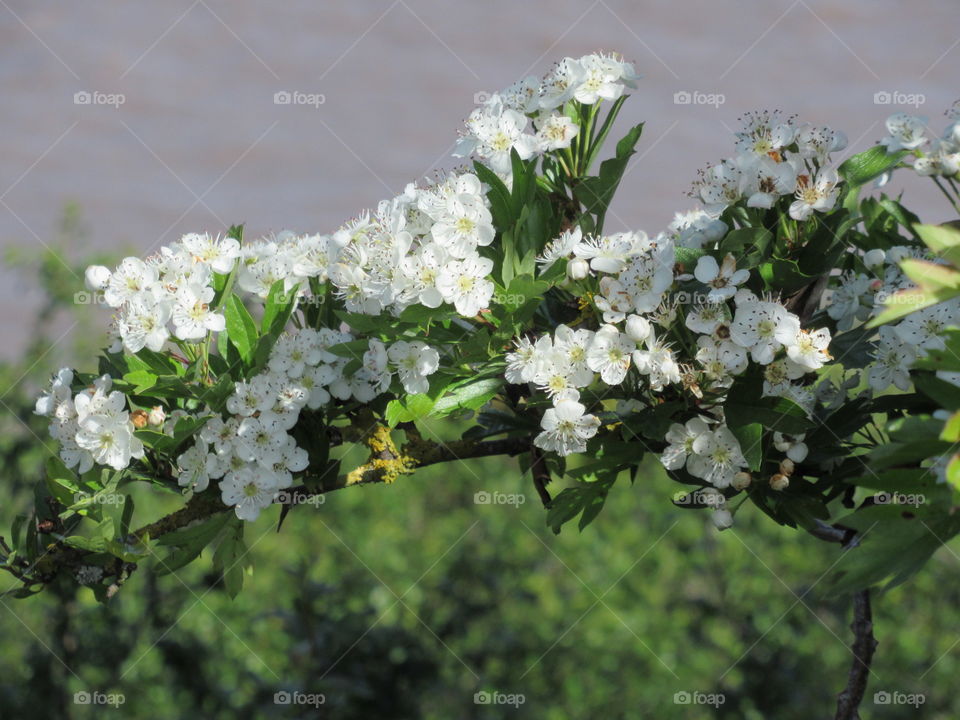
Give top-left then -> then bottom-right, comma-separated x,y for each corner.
535,112 -> 579,151
506,336 -> 551,384
75,414 -> 144,471
119,291 -> 173,353
104,257 -> 158,308
744,155 -> 796,209
534,399 -> 600,456
695,426 -> 747,488
430,194 -> 495,257
694,254 -> 749,302
633,331 -> 681,391
730,299 -> 800,364
586,324 -> 634,385
685,302 -> 729,335
552,325 -> 595,387
869,326 -> 916,392
661,417 -> 713,471
789,168 -> 840,221
786,328 -> 832,370
219,467 -> 278,521
180,232 -> 241,274
177,441 -> 215,492
880,113 -> 928,153
624,314 -> 652,343
172,283 -> 225,340
735,110 -> 796,158
539,57 -> 586,110
538,227 -> 582,270
436,255 -> 494,317
773,432 -> 808,463
388,340 -> 440,394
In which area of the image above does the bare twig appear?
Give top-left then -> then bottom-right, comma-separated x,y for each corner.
835,589 -> 878,720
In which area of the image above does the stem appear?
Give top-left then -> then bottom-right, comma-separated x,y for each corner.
835,589 -> 878,720
931,177 -> 960,215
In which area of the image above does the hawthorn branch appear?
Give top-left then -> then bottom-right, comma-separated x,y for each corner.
807,521 -> 878,720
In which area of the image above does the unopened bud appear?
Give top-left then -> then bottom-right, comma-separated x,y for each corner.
566,257 -> 590,281
769,473 -> 790,491
779,458 -> 795,476
732,471 -> 752,490
863,248 -> 885,269
84,265 -> 111,291
712,508 -> 734,529
130,410 -> 149,429
625,314 -> 652,342
148,406 -> 166,427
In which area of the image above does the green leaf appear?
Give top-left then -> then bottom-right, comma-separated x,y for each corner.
213,517 -> 250,599
155,512 -> 233,575
546,475 -> 616,534
122,370 -> 157,394
915,223 -> 960,266
839,146 -> 908,189
223,295 -> 259,365
432,377 -> 502,417
730,423 -> 763,471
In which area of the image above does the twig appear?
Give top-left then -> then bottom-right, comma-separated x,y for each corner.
528,444 -> 553,507
835,589 -> 878,720
807,521 -> 878,720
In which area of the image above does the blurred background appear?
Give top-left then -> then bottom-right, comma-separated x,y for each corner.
1,1 -> 959,717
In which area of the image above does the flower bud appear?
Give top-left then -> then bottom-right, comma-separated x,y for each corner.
731,471 -> 752,490
769,473 -> 790,491
130,410 -> 149,429
779,458 -> 795,476
148,406 -> 166,427
863,248 -> 885,269
712,508 -> 734,530
566,257 -> 590,281
84,265 -> 111,291
624,314 -> 652,342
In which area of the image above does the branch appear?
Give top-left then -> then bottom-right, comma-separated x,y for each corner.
807,521 -> 878,720
835,589 -> 878,720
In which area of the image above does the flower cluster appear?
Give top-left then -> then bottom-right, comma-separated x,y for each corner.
454,52 -> 639,177
690,110 -> 847,220
35,370 -> 145,473
879,106 -> 960,178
